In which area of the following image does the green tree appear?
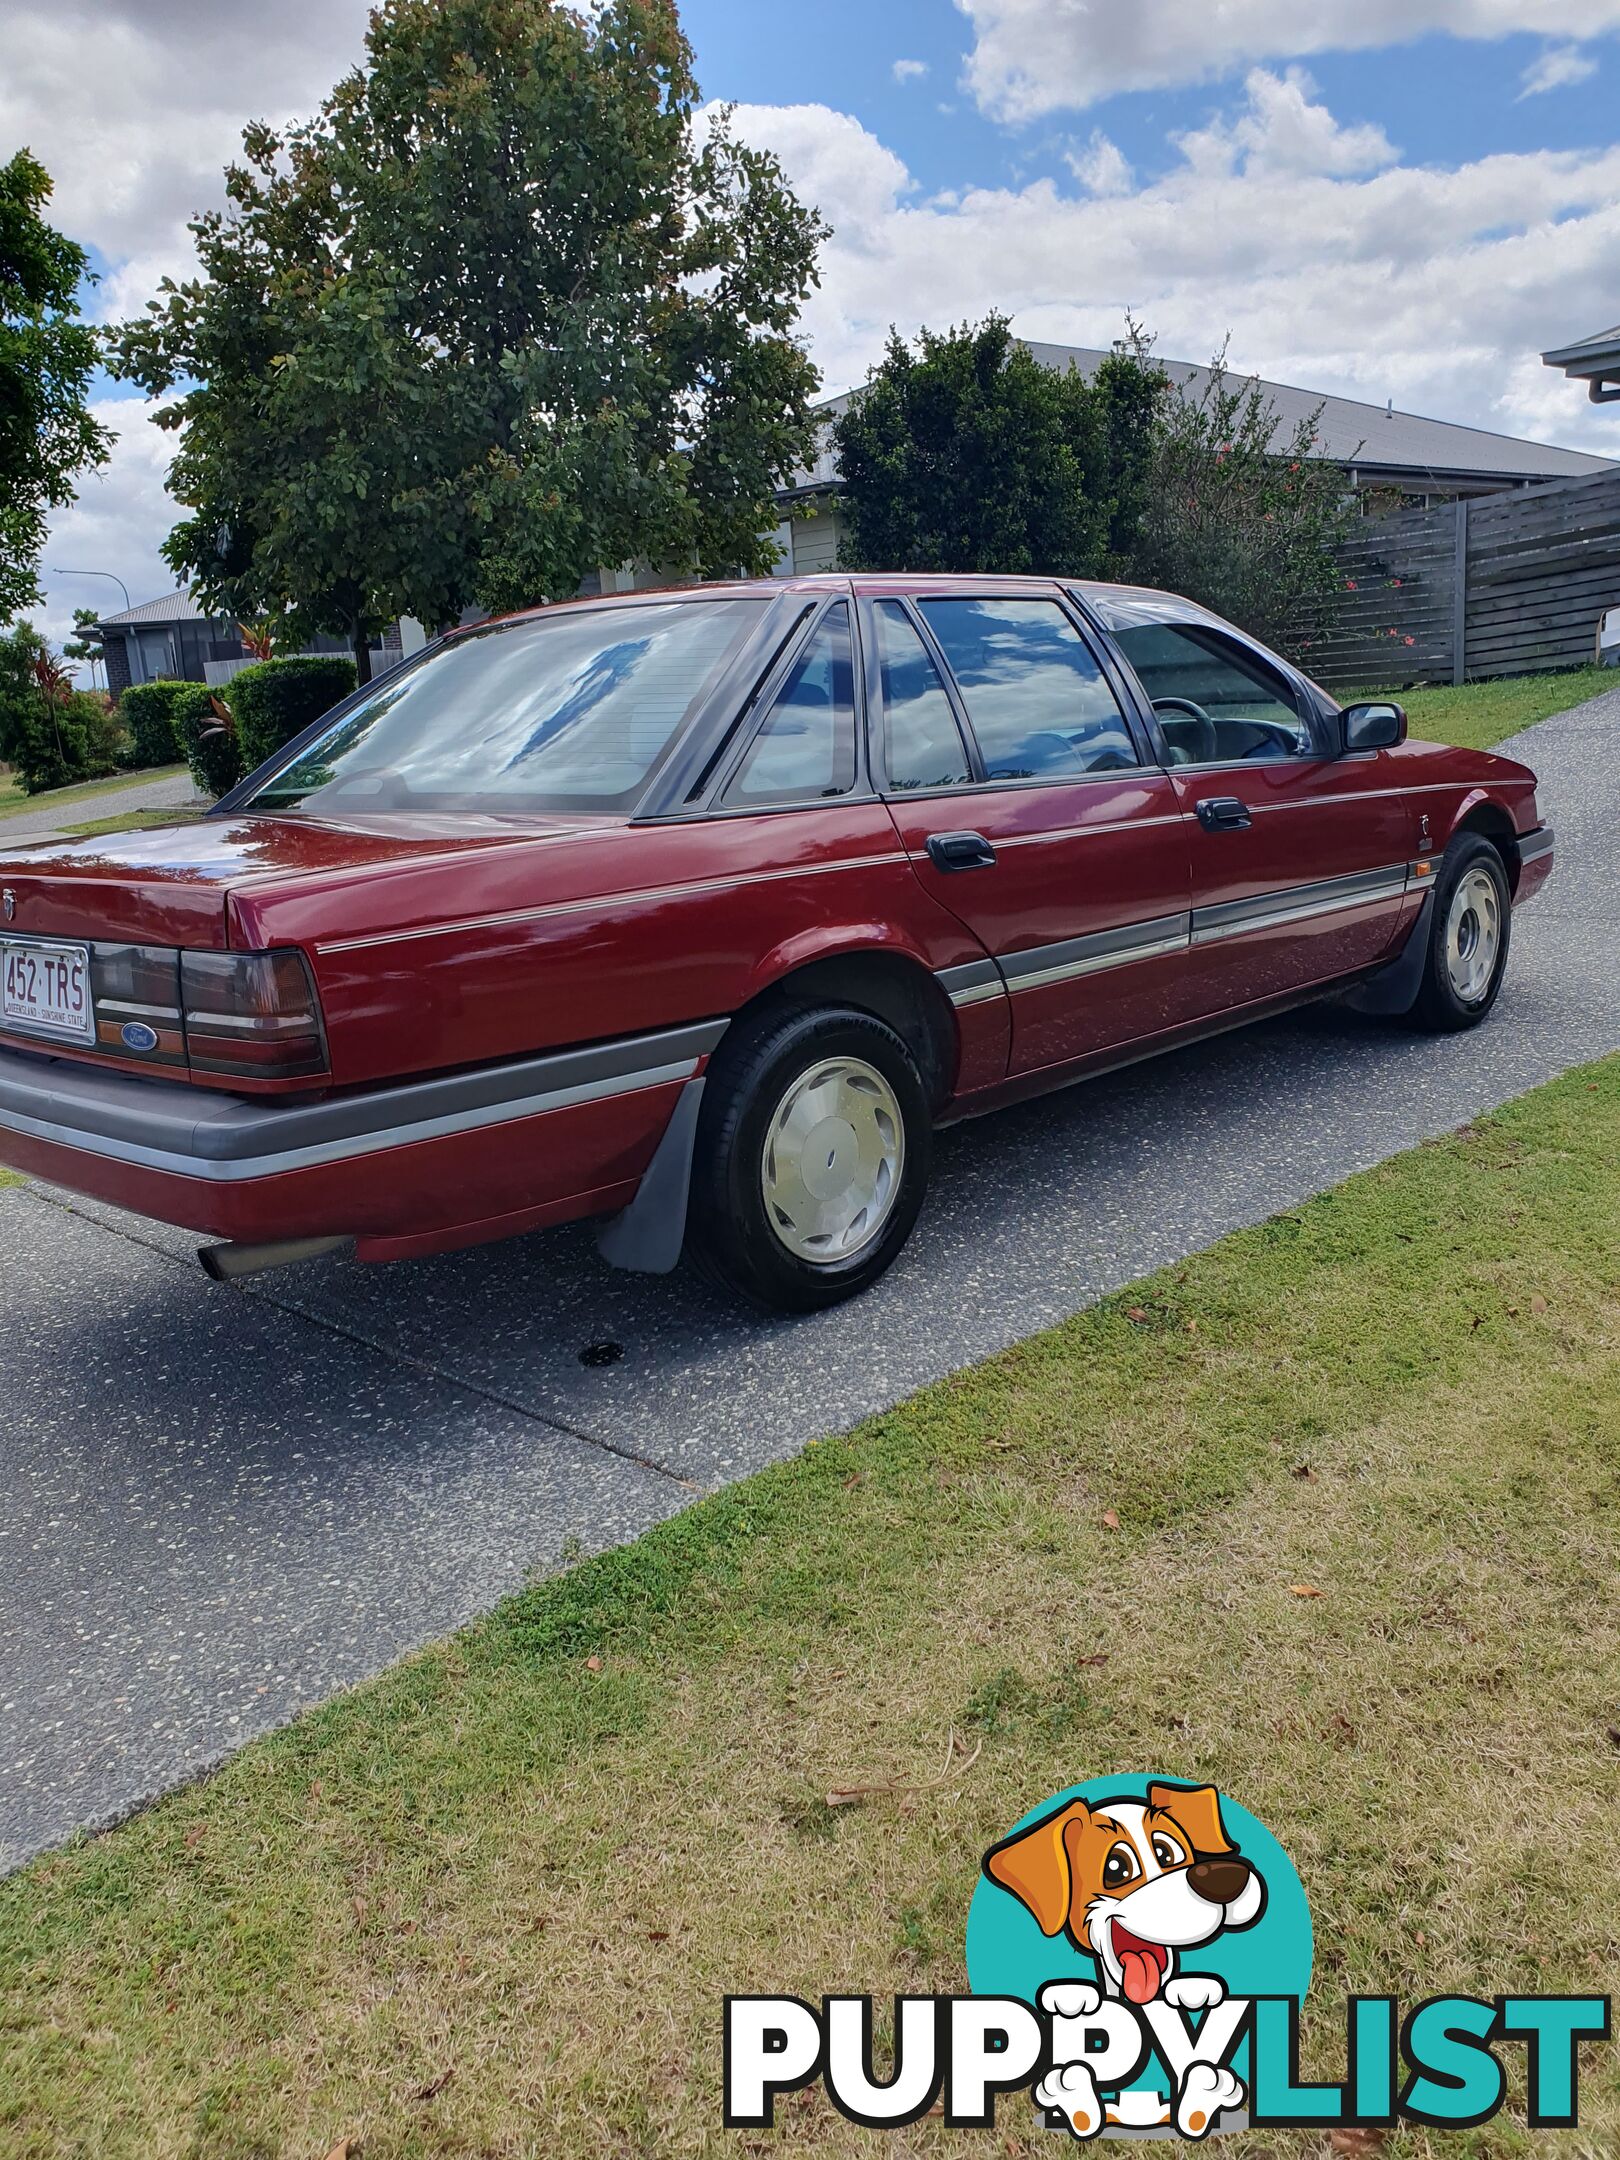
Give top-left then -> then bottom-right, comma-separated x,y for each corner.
831,316 -> 1164,577
112,0 -> 826,681
0,151 -> 111,622
62,604 -> 103,684
1130,343 -> 1353,660
0,620 -> 124,791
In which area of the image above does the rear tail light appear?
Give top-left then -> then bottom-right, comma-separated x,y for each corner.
180,951 -> 329,1079
89,945 -> 185,1065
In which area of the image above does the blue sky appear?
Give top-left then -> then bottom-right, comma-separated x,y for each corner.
681,6 -> 1616,204
6,0 -> 1619,653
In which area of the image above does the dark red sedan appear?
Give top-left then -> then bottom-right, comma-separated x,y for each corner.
0,576 -> 1553,1309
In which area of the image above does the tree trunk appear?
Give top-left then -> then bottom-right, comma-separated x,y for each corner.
351,620 -> 372,686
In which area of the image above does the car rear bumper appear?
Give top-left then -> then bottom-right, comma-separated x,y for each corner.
0,1020 -> 726,1255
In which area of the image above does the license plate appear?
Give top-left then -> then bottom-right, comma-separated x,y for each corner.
2,937 -> 93,1043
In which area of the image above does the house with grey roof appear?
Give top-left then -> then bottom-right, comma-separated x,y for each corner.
94,592 -> 417,698
1542,323 -> 1620,406
773,340 -> 1617,578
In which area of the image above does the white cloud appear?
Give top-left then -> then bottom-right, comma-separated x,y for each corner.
956,0 -> 1620,118
1519,43 -> 1600,93
1176,69 -> 1397,177
722,71 -> 1620,469
0,0 -> 371,316
1066,132 -> 1134,198
892,58 -> 929,84
37,397 -> 180,673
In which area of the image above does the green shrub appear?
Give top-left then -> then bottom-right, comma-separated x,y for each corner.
230,656 -> 357,774
175,684 -> 243,799
3,689 -> 122,793
119,679 -> 194,768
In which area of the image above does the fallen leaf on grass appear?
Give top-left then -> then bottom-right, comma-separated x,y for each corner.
184,1825 -> 204,1849
322,2140 -> 357,2160
584,1655 -> 603,1672
1329,2131 -> 1391,2154
647,1930 -> 670,1943
351,1896 -> 366,1927
1075,1651 -> 1110,1667
827,1729 -> 983,1809
1101,1509 -> 1120,1530
1288,1584 -> 1327,1599
414,2068 -> 455,2103
1126,1306 -> 1149,1324
1531,1294 -> 1548,1316
1605,1726 -> 1620,1752
1290,1463 -> 1318,1482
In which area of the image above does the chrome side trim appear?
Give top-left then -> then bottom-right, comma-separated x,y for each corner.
1001,913 -> 1193,992
935,958 -> 1007,1009
1190,863 -> 1410,945
0,1020 -> 727,1184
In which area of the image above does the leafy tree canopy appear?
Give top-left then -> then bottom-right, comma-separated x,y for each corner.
831,315 -> 1165,580
0,151 -> 111,623
1130,339 -> 1354,660
111,0 -> 827,679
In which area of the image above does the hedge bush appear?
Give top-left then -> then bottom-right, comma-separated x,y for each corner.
1,689 -> 129,794
230,656 -> 357,775
118,679 -> 194,768
175,683 -> 243,799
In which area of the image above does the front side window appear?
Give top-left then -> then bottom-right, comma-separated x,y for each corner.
1112,623 -> 1316,765
873,600 -> 972,791
916,598 -> 1138,781
242,597 -> 767,817
723,602 -> 857,806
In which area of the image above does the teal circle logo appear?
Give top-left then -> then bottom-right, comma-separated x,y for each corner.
967,1777 -> 1312,2136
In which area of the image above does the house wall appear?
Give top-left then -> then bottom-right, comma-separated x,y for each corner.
787,504 -> 842,574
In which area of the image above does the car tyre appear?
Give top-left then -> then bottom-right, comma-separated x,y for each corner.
687,1004 -> 932,1311
1406,833 -> 1512,1032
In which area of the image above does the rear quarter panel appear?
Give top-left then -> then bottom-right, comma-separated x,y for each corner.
234,806 -> 995,1091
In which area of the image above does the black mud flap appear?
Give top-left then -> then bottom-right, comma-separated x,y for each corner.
595,1076 -> 705,1275
1343,891 -> 1434,1017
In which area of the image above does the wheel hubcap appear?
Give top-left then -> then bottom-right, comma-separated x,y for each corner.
1445,867 -> 1502,1004
760,1056 -> 904,1266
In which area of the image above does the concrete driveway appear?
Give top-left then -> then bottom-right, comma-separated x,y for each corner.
3,689 -> 1617,1870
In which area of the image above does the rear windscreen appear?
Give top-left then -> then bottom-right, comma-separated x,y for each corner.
241,598 -> 767,818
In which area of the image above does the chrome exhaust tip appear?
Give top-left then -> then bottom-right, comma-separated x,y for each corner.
198,1235 -> 352,1282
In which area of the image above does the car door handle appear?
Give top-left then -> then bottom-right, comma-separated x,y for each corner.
926,830 -> 997,872
1195,796 -> 1252,832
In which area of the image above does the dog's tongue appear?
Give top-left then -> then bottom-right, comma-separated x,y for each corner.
1120,1949 -> 1161,2005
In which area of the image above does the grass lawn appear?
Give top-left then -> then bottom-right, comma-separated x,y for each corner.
3,1058 -> 1619,2157
0,764 -> 189,823
56,805 -> 206,840
1352,665 -> 1614,751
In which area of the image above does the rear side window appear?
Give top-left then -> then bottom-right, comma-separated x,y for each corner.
723,602 -> 858,806
917,598 -> 1138,781
873,600 -> 972,790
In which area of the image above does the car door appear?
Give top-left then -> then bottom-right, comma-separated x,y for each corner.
1105,616 -> 1416,1018
865,589 -> 1195,1079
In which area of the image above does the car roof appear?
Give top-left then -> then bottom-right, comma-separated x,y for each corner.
469,571 -> 1219,630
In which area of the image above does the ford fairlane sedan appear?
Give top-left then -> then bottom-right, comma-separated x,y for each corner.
0,576 -> 1553,1309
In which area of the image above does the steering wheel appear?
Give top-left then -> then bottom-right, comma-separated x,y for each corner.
1152,698 -> 1218,766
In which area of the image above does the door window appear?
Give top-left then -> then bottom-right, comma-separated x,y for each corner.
1112,623 -> 1317,765
873,600 -> 973,791
723,602 -> 857,806
917,598 -> 1138,781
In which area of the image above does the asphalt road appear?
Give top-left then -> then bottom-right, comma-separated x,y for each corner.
3,690 -> 1617,1869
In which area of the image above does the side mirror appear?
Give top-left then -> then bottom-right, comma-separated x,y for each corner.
1341,700 -> 1407,752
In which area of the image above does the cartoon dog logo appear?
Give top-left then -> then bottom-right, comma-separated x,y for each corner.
982,1781 -> 1267,2137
